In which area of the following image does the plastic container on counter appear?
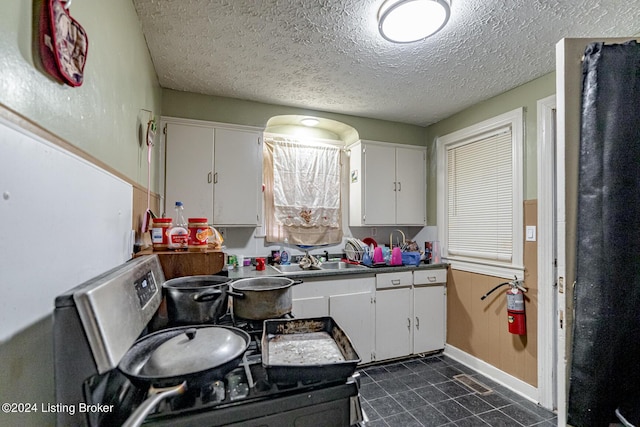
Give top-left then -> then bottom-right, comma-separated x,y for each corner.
168,202 -> 189,250
150,218 -> 172,250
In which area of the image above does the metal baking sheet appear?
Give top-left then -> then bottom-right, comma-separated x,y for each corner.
262,317 -> 360,385
267,331 -> 345,365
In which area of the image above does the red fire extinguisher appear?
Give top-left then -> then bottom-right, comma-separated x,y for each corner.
481,277 -> 527,335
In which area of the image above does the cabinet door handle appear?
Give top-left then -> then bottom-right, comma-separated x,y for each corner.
407,317 -> 411,331
416,316 -> 420,330
207,172 -> 213,183
428,276 -> 436,282
393,182 -> 397,191
398,182 -> 402,191
391,279 -> 401,285
213,172 -> 218,184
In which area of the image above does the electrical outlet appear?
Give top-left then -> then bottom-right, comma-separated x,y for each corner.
370,227 -> 377,237
526,225 -> 536,242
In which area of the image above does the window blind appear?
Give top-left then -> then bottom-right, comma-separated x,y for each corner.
446,127 -> 513,262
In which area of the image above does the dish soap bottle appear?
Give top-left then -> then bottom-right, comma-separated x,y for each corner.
280,238 -> 291,265
168,201 -> 189,250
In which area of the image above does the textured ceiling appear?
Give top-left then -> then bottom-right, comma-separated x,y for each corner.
132,0 -> 640,127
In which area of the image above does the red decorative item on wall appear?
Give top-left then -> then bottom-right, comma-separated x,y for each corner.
39,0 -> 88,87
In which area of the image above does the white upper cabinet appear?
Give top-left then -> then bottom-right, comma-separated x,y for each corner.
395,146 -> 427,225
165,122 -> 214,220
349,140 -> 426,226
163,119 -> 262,226
212,127 -> 261,226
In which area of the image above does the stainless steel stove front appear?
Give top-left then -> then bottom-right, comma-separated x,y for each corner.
53,255 -> 165,427
53,255 -> 364,427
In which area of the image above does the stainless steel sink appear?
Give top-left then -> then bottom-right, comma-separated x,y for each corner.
272,264 -> 321,273
319,261 -> 367,270
273,261 -> 367,274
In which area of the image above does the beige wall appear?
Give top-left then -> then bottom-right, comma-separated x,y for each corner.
0,1 -> 160,426
447,201 -> 539,386
162,88 -> 426,146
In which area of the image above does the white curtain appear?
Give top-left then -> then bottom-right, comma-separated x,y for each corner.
264,137 -> 343,245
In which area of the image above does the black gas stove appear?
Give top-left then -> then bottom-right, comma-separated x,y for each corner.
54,255 -> 364,427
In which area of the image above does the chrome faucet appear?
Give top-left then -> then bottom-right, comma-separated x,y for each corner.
389,229 -> 406,249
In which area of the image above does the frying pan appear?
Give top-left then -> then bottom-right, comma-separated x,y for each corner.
118,325 -> 250,427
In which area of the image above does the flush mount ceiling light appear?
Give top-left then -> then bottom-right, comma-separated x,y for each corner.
301,118 -> 320,126
378,0 -> 451,43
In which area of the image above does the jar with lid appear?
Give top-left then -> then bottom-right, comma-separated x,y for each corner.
150,218 -> 172,250
188,217 -> 211,251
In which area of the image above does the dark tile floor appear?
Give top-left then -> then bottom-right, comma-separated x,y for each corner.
358,354 -> 557,427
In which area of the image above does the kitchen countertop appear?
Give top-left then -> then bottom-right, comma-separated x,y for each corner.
227,262 -> 449,280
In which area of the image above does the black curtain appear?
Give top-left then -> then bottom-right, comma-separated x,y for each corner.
568,41 -> 640,426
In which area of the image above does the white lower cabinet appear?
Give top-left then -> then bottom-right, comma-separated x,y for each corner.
291,295 -> 328,318
374,269 -> 447,361
412,268 -> 447,354
291,276 -> 375,363
413,285 -> 446,354
374,287 -> 412,360
330,292 -> 374,364
290,268 -> 447,364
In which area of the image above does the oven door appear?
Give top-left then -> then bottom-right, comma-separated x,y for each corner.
144,380 -> 363,427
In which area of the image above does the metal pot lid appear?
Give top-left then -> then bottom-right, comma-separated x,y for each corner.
231,277 -> 298,291
163,275 -> 232,289
131,326 -> 249,378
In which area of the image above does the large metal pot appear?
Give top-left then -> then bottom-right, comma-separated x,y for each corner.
227,277 -> 303,320
163,275 -> 232,325
119,324 -> 250,427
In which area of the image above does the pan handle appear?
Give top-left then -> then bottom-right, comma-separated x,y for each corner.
122,382 -> 186,427
226,289 -> 245,298
290,279 -> 304,286
192,288 -> 223,302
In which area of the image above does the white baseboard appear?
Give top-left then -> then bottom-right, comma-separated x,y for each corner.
444,344 -> 539,404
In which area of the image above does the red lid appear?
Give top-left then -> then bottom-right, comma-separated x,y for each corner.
188,218 -> 208,223
153,218 -> 173,223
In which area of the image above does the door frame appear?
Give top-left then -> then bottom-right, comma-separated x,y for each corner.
554,37 -> 639,426
536,94 -> 557,411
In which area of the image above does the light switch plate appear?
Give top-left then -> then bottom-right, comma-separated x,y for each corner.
526,225 -> 537,241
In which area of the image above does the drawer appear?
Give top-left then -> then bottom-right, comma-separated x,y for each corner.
376,271 -> 413,289
413,268 -> 447,285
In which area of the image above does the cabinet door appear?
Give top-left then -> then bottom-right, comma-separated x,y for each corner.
375,288 -> 412,360
363,143 -> 396,225
292,296 -> 329,318
213,128 -> 261,225
330,292 -> 374,364
413,285 -> 445,354
165,123 -> 214,219
395,147 -> 426,225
